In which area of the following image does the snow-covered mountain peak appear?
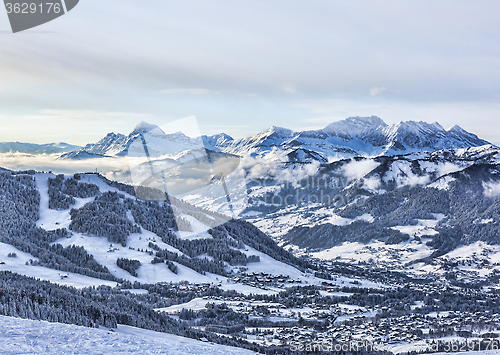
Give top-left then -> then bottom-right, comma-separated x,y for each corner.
262,126 -> 295,139
448,124 -> 468,134
445,124 -> 490,146
388,120 -> 446,136
323,116 -> 387,137
163,131 -> 191,140
60,117 -> 493,163
132,121 -> 161,135
201,133 -> 234,151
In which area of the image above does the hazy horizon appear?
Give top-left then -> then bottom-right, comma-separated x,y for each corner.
1,1 -> 500,145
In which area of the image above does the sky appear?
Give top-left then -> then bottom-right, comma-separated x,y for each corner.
0,0 -> 500,145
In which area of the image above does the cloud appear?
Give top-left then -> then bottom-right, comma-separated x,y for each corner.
437,162 -> 463,176
241,151 -> 320,183
363,176 -> 381,190
1,1 -> 500,145
282,84 -> 297,94
483,181 -> 500,198
369,87 -> 388,96
341,159 -> 379,180
160,89 -> 221,95
0,153 -> 135,178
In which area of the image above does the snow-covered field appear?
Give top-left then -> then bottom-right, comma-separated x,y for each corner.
0,315 -> 256,355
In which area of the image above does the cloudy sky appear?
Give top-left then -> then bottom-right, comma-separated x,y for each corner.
0,0 -> 499,145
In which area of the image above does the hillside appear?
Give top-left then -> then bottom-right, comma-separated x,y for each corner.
0,169 -> 313,292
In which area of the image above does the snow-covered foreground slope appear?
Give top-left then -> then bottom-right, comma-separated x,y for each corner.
0,315 -> 256,355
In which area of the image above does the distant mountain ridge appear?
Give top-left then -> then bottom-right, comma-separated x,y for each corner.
210,116 -> 491,159
60,121 -> 204,160
59,117 -> 493,161
0,142 -> 81,155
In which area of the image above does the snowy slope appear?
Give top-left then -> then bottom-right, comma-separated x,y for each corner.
0,242 -> 117,288
0,315 -> 256,355
27,172 -> 319,292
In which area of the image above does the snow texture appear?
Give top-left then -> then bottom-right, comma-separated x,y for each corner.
0,315 -> 256,355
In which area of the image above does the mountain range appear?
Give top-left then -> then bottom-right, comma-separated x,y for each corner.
53,116 -> 492,161
1,116 -> 499,272
2,117 -> 500,353
205,116 -> 491,160
0,142 -> 81,155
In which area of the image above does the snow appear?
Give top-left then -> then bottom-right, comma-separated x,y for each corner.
53,231 -> 289,295
429,175 -> 456,190
121,289 -> 149,295
32,173 -> 315,294
445,241 -> 496,260
35,173 -> 92,231
83,174 -> 137,199
312,238 -> 434,268
35,173 -> 137,231
383,160 -> 430,187
318,213 -> 353,226
0,242 -> 117,288
240,245 -> 313,282
475,218 -> 494,224
319,290 -> 353,297
33,172 -> 276,292
252,205 -> 375,241
251,207 -> 313,237
55,231 -> 213,284
391,215 -> 444,238
355,213 -> 375,223
0,315 -> 256,354
341,159 -> 379,180
453,144 -> 500,160
176,215 -> 214,240
155,297 -> 215,313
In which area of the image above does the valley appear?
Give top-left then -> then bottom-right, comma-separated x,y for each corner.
1,117 -> 500,354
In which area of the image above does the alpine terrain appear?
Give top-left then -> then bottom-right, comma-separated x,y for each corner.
1,117 -> 500,354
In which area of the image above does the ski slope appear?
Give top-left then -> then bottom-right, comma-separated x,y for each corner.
0,242 -> 117,288
0,315 -> 256,355
27,172 -> 318,293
